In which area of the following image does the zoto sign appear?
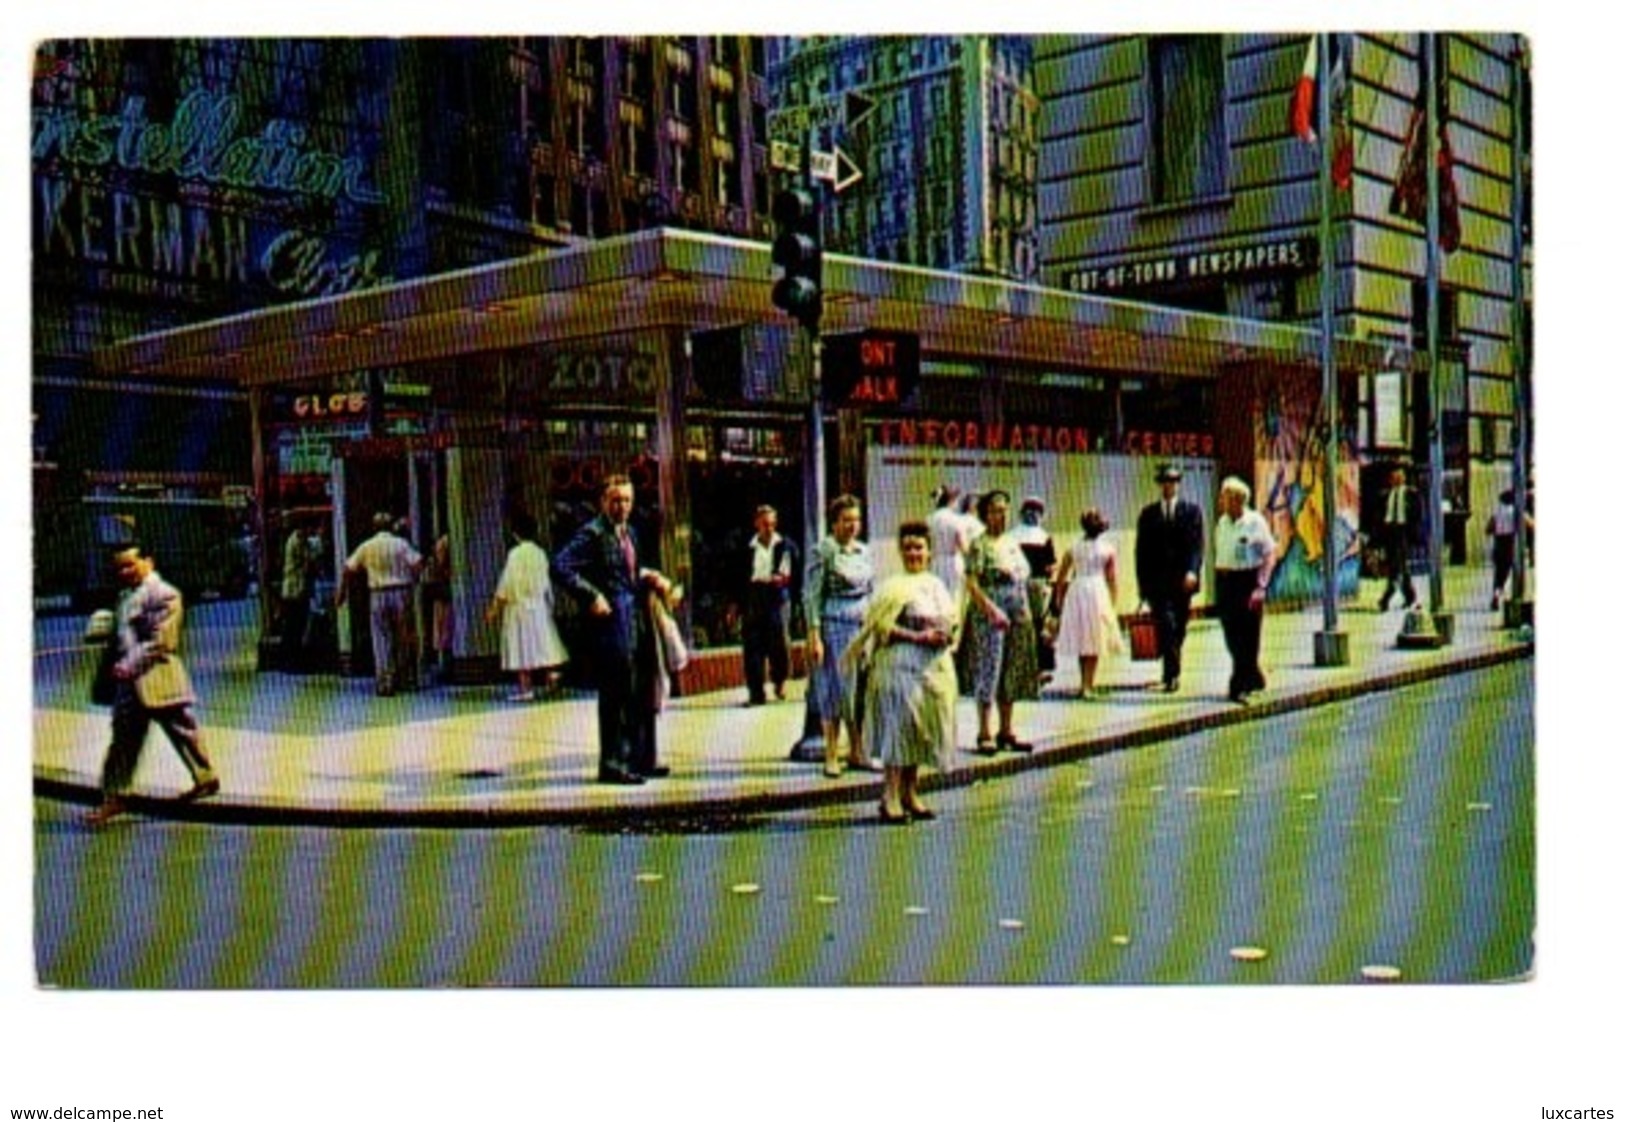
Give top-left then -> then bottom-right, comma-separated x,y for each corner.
546,349 -> 659,397
822,330 -> 920,406
1062,236 -> 1318,295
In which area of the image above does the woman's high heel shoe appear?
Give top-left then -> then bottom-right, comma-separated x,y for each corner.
877,802 -> 910,825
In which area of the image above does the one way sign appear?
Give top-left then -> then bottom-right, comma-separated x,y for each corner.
809,146 -> 864,194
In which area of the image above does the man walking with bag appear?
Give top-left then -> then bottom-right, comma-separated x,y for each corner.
86,542 -> 220,826
1134,464 -> 1205,693
1377,465 -> 1420,611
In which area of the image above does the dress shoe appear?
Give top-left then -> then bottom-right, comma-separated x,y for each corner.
597,768 -> 646,786
85,797 -> 128,827
904,803 -> 937,821
178,777 -> 220,803
996,734 -> 1033,754
637,765 -> 671,779
1164,678 -> 1181,694
774,685 -> 787,701
877,802 -> 910,825
1228,691 -> 1251,706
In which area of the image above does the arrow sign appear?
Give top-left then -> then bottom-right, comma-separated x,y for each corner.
809,145 -> 865,194
843,90 -> 877,130
770,89 -> 881,140
832,146 -> 864,193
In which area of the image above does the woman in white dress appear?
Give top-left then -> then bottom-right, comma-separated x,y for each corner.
484,511 -> 568,701
1050,508 -> 1122,699
926,483 -> 971,604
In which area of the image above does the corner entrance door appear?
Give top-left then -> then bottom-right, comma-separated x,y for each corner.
333,455 -> 409,677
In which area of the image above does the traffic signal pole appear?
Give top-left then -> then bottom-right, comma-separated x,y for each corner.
776,139 -> 830,764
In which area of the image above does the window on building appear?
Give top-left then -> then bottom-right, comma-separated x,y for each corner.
1147,35 -> 1227,205
1411,280 -> 1461,343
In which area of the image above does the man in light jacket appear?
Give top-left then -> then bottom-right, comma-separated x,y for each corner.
87,542 -> 220,826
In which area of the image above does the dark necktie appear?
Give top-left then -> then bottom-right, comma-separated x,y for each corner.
619,527 -> 636,576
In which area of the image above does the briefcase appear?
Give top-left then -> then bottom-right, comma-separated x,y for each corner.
1125,614 -> 1159,662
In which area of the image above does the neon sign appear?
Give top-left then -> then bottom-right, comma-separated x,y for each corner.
32,89 -> 387,206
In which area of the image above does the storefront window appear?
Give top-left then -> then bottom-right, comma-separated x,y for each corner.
1118,374 -> 1215,457
684,421 -> 806,649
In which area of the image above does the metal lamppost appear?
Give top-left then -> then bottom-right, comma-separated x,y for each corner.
1313,31 -> 1350,667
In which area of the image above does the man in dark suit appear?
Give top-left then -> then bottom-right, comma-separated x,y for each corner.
740,504 -> 798,706
1376,465 -> 1419,610
552,474 -> 675,785
1135,464 -> 1205,693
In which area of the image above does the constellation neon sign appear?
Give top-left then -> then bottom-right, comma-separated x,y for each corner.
32,89 -> 387,206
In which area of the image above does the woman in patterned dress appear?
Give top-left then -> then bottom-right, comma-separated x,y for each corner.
804,494 -> 879,778
964,490 -> 1041,754
844,521 -> 958,823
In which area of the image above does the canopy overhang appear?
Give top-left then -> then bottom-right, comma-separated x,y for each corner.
92,227 -> 1421,386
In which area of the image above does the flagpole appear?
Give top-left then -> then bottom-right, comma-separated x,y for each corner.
1314,31 -> 1348,667
1507,38 -> 1532,625
1424,31 -> 1447,620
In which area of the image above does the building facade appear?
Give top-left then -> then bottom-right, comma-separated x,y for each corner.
767,35 -> 1040,279
1035,32 -> 1531,578
31,36 -> 774,605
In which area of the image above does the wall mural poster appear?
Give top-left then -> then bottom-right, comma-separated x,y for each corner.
1254,373 -> 1361,600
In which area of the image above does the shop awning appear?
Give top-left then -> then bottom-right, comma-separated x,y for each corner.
92,227 -> 1422,386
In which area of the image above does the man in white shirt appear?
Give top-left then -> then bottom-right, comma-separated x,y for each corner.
741,504 -> 797,705
338,511 -> 423,696
1214,477 -> 1277,705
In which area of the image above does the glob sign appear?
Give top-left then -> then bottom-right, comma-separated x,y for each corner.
291,391 -> 367,420
822,330 -> 920,407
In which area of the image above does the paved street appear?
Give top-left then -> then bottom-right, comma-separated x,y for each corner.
33,567 -> 1531,824
35,661 -> 1532,986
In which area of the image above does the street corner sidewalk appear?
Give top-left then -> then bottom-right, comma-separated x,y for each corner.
32,572 -> 1532,827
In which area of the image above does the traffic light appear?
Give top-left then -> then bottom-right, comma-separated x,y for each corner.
771,186 -> 822,333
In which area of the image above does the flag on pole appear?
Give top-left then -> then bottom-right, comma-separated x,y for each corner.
1289,34 -> 1354,191
1389,41 -> 1462,252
